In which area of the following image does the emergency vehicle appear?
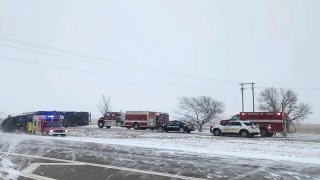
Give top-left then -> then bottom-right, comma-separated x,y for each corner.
219,112 -> 287,137
211,120 -> 260,138
98,112 -> 124,128
32,112 -> 67,136
1,111 -> 67,136
97,111 -> 169,130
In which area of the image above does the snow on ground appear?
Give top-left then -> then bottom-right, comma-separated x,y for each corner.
61,125 -> 320,165
1,125 -> 320,172
0,132 -> 22,180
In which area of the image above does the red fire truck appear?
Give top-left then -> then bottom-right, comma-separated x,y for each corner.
220,112 -> 287,137
98,112 -> 124,129
98,111 -> 169,130
33,114 -> 67,136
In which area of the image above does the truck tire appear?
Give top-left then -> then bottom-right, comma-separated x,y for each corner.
179,128 -> 185,133
106,126 -> 111,129
186,130 -> 191,133
213,129 -> 221,136
158,127 -> 164,132
240,130 -> 249,138
260,128 -> 270,137
98,122 -> 104,128
133,123 -> 140,130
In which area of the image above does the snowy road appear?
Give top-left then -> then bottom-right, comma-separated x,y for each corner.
0,127 -> 320,179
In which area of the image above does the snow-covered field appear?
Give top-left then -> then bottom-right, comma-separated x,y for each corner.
1,125 -> 320,179
64,125 -> 320,165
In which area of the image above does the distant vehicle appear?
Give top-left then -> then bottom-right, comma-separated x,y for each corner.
97,111 -> 169,130
219,112 -> 287,137
1,111 -> 67,136
98,112 -> 124,129
210,120 -> 259,138
158,120 -> 195,133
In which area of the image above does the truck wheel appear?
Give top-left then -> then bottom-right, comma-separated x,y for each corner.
98,122 -> 104,128
260,128 -> 270,137
240,130 -> 249,138
213,129 -> 221,136
158,127 -> 164,132
106,126 -> 111,129
133,123 -> 140,130
179,128 -> 185,133
186,130 -> 191,133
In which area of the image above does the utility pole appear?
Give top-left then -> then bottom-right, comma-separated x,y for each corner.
240,83 -> 245,112
251,82 -> 255,112
240,82 -> 256,112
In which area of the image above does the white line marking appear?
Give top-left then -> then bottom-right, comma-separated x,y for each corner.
0,151 -> 204,180
1,165 -> 56,180
22,163 -> 41,174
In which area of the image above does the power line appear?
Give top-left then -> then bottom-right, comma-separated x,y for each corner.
0,56 -> 236,92
0,35 -> 237,84
0,42 -> 180,78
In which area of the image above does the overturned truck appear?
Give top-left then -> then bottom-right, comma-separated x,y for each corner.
1,111 -> 91,135
63,111 -> 90,127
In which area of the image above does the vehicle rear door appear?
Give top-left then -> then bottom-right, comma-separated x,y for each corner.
231,122 -> 242,134
168,121 -> 180,131
166,121 -> 175,131
222,122 -> 233,133
173,121 -> 182,131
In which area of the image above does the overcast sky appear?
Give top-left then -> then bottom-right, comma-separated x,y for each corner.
0,0 -> 319,123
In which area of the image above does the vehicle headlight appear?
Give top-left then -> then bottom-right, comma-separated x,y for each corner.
65,129 -> 67,132
49,130 -> 53,132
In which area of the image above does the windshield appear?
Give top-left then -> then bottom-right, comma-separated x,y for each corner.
230,115 -> 240,120
47,122 -> 63,127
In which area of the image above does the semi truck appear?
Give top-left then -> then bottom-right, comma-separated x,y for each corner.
219,112 -> 287,137
98,111 -> 169,130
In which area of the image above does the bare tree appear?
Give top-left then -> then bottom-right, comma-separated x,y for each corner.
98,95 -> 111,116
258,87 -> 312,132
178,96 -> 224,132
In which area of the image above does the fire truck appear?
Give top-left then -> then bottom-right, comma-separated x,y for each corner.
1,111 -> 67,136
97,111 -> 169,130
219,112 -> 287,137
98,112 -> 124,128
32,112 -> 67,136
